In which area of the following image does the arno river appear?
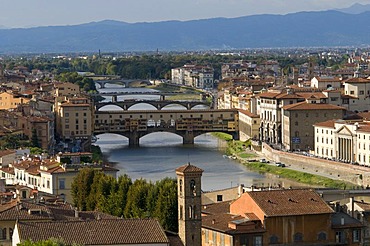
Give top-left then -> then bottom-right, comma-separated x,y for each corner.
95,83 -> 308,191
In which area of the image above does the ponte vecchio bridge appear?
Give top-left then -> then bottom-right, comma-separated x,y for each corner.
93,109 -> 239,146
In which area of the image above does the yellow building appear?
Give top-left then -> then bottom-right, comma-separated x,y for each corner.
0,91 -> 30,110
53,82 -> 80,98
56,97 -> 92,141
238,109 -> 260,141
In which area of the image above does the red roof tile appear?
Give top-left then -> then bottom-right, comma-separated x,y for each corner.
247,189 -> 334,217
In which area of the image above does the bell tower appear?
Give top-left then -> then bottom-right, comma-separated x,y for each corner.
176,163 -> 203,246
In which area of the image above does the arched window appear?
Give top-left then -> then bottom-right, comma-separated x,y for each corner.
294,232 -> 303,242
9,228 -> 13,239
318,232 -> 327,241
190,179 -> 196,196
179,179 -> 183,196
269,235 -> 278,244
1,228 -> 6,239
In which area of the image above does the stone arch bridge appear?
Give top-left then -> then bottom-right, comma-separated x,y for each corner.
94,109 -> 239,146
95,100 -> 210,111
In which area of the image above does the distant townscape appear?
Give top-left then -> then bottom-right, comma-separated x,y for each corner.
1,44 -> 370,246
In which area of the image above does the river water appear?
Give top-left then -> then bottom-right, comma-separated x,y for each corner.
95,83 -> 308,191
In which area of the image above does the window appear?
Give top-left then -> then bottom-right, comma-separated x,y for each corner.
336,231 -> 344,243
240,235 -> 248,246
350,91 -> 354,95
0,228 -> 6,239
360,90 -> 365,95
180,205 -> 183,220
270,235 -> 278,244
220,234 -> 225,246
353,229 -> 360,243
65,112 -> 69,117
253,236 -> 262,246
75,113 -> 79,117
179,179 -> 183,196
318,232 -> 327,241
59,179 -> 65,189
190,179 -> 196,195
294,232 -> 303,242
217,195 -> 223,202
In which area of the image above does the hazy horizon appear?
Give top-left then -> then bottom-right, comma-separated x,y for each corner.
1,0 -> 370,28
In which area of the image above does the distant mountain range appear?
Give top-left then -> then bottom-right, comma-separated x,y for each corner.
1,8 -> 370,53
336,3 -> 370,14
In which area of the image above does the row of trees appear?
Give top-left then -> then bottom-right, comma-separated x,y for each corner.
71,168 -> 178,232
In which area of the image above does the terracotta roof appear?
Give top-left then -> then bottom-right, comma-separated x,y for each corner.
0,166 -> 14,175
354,200 -> 370,211
0,150 -> 16,157
357,123 -> 370,133
238,109 -> 259,118
314,76 -> 342,82
345,78 -> 370,83
176,163 -> 203,173
247,189 -> 334,217
0,201 -> 53,221
313,119 -> 338,128
16,218 -> 169,245
357,112 -> 370,120
201,201 -> 265,234
283,102 -> 345,111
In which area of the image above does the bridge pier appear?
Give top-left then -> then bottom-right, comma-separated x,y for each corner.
183,132 -> 195,145
128,132 -> 140,147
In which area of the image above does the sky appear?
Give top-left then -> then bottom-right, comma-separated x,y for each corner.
1,0 -> 370,28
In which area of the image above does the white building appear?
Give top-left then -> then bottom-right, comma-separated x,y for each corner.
314,119 -> 370,165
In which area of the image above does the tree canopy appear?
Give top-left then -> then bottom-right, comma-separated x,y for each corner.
71,168 -> 178,232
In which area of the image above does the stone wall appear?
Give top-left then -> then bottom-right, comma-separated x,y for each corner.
261,143 -> 370,187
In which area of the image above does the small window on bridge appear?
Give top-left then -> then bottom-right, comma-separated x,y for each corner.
150,115 -> 153,118
140,115 -> 143,118
109,115 -> 112,118
160,115 -> 163,118
130,115 -> 132,118
120,115 -> 122,118
96,115 -> 99,118
170,115 -> 173,118
210,114 -> 213,117
190,115 -> 193,118
200,115 -> 203,118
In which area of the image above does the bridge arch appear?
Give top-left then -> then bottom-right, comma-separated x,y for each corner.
97,104 -> 125,111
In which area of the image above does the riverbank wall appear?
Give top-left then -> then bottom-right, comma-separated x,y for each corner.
261,143 -> 370,187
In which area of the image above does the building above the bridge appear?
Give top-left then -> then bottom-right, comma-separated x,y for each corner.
55,96 -> 92,147
171,64 -> 214,89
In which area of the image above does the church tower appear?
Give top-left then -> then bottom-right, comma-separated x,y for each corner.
176,163 -> 203,246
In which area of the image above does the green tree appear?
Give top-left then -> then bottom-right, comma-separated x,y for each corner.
71,168 -> 98,210
124,178 -> 151,218
153,178 -> 178,232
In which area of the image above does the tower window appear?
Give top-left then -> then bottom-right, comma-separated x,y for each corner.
190,179 -> 196,196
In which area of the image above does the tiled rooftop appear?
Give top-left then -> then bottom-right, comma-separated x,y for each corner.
247,189 -> 334,217
176,163 -> 203,173
17,218 -> 169,245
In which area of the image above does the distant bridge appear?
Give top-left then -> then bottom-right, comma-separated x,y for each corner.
315,189 -> 370,202
95,79 -> 151,88
93,109 -> 239,146
95,100 -> 210,111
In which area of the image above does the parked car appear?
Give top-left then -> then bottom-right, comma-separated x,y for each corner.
275,162 -> 286,167
260,158 -> 267,163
